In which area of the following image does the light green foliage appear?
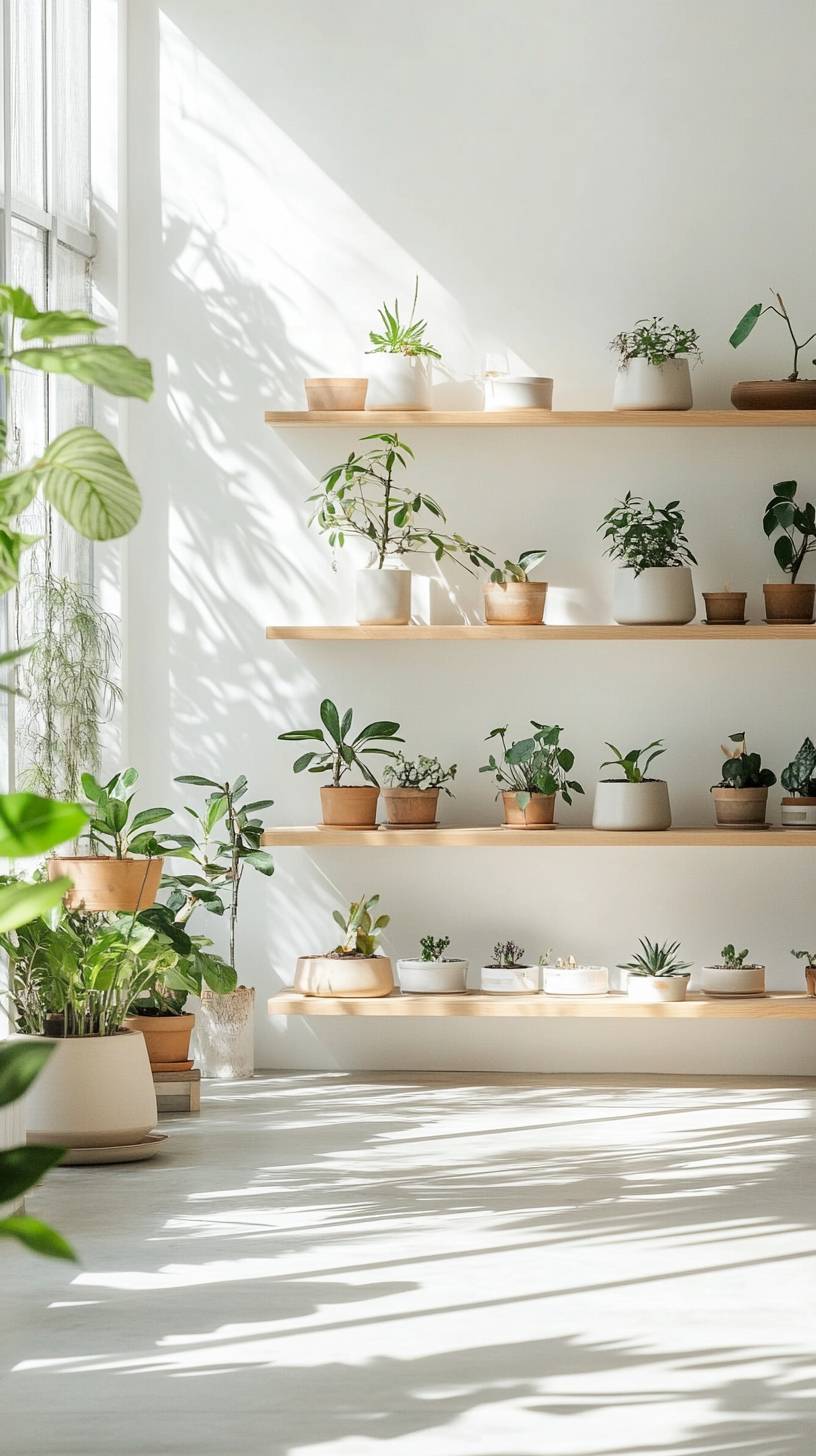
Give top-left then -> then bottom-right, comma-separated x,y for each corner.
730,290 -> 816,381
717,732 -> 777,790
280,699 -> 403,788
367,276 -> 441,359
419,934 -> 451,962
83,768 -> 178,860
489,549 -> 547,586
599,740 -> 666,783
331,894 -> 389,958
383,753 -> 457,794
619,937 -> 691,978
599,493 -> 697,576
480,722 -> 584,809
611,317 -> 701,366
762,481 -> 816,584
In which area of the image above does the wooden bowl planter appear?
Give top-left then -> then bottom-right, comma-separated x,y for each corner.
542,964 -> 609,996
763,582 -> 816,623
781,796 -> 816,828
732,380 -> 816,410
294,955 -> 394,998
47,855 -> 163,912
125,1012 -> 195,1071
23,1029 -> 157,1151
700,964 -> 765,997
483,581 -> 547,625
710,786 -> 769,826
304,377 -> 368,411
319,785 -> 379,828
500,791 -> 555,828
397,958 -> 468,993
703,591 -> 747,624
613,567 -> 695,625
592,781 -> 671,831
382,786 -> 439,827
626,974 -> 690,1003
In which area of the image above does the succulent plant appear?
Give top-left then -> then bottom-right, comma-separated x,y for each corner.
619,937 -> 691,978
720,944 -> 750,969
330,894 -> 389,959
781,737 -> 816,797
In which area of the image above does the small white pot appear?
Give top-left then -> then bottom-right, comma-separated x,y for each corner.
781,798 -> 816,828
397,959 -> 469,994
484,376 -> 553,411
481,965 -> 540,994
626,974 -> 690,1003
613,357 -> 693,411
592,780 -> 672,831
543,965 -> 609,996
365,353 -> 431,410
613,566 -> 696,625
23,1030 -> 157,1149
700,965 -> 766,996
355,566 -> 411,625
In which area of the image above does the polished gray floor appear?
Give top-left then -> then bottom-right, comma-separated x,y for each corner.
1,1072 -> 815,1455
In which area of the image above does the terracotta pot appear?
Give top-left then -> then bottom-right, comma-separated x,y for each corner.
483,581 -> 547,625
703,591 -> 747,624
763,582 -> 816,623
319,785 -> 379,828
125,1012 -> 195,1070
381,786 -> 439,826
23,1029 -> 157,1150
196,987 -> 254,1080
700,965 -> 765,996
731,379 -> 816,410
711,786 -> 768,825
781,796 -> 816,828
806,967 -> 816,998
626,974 -> 689,1004
294,955 -> 394,997
304,377 -> 367,410
48,855 -> 163,912
501,791 -> 556,828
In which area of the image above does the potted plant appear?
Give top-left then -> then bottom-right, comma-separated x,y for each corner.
47,768 -> 179,912
309,432 -> 492,625
280,699 -> 402,827
761,480 -> 816,623
125,903 -> 237,1071
294,893 -> 394,997
791,948 -> 816,997
729,290 -> 816,409
599,493 -> 697,624
610,317 -> 700,411
481,940 -> 543,994
711,732 -> 776,826
397,934 -> 469,994
700,943 -> 765,997
780,737 -> 816,827
304,377 -> 368,411
480,721 -> 584,828
541,954 -> 609,996
365,275 -> 440,409
592,740 -> 671,831
702,586 -> 748,625
482,550 -> 548,625
620,937 -> 692,1003
381,753 -> 456,828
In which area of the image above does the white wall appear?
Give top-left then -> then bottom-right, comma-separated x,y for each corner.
123,0 -> 816,1073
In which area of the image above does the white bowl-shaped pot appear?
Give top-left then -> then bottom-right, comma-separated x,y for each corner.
613,358 -> 693,411
613,566 -> 696,625
543,965 -> 609,996
700,964 -> 766,996
626,974 -> 690,1003
480,964 -> 540,994
355,566 -> 411,625
23,1030 -> 157,1149
294,955 -> 394,997
365,353 -> 431,410
781,797 -> 816,828
484,376 -> 553,411
592,779 -> 671,831
397,959 -> 469,994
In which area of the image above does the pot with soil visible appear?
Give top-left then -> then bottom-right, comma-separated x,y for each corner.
294,893 -> 394,998
700,945 -> 765,997
481,721 -> 583,830
712,731 -> 776,826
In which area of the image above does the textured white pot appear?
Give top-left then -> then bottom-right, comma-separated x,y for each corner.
542,965 -> 609,996
484,376 -> 553,411
592,779 -> 672,831
613,566 -> 696,625
196,987 -> 255,1079
700,965 -> 766,996
626,974 -> 690,1003
365,354 -> 431,409
397,959 -> 469,993
355,566 -> 412,626
781,798 -> 816,828
613,357 -> 693,411
23,1030 -> 157,1149
480,965 -> 540,994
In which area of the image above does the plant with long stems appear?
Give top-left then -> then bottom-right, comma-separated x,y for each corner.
367,276 -> 441,359
619,937 -> 691,978
762,481 -> 816,583
599,740 -> 667,783
309,432 -> 493,572
611,317 -> 701,367
730,289 -> 816,381
280,699 -> 403,788
480,722 -> 584,810
599,493 -> 697,575
488,549 -> 547,586
716,733 -> 776,790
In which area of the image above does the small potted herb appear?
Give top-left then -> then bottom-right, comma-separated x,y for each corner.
480,940 -> 543,995
592,741 -> 671,832
279,699 -> 403,828
610,317 -> 700,411
729,289 -> 816,410
620,937 -> 692,1003
781,737 -> 816,827
294,893 -> 394,998
365,275 -> 440,409
381,753 -> 457,828
480,722 -> 583,829
397,934 -> 469,994
48,768 -> 179,912
761,480 -> 816,624
791,948 -> 816,997
702,584 -> 748,626
599,493 -> 697,625
482,549 -> 548,625
541,954 -> 609,997
711,732 -> 776,826
700,944 -> 765,997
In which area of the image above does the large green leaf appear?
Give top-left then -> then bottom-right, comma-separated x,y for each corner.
729,303 -> 762,348
0,526 -> 38,593
0,877 -> 72,933
241,849 -> 274,875
0,285 -> 38,319
38,427 -> 141,540
0,1144 -> 66,1203
0,466 -> 40,517
20,310 -> 105,341
0,1214 -> 76,1261
12,343 -> 154,400
0,1041 -> 55,1109
0,793 -> 87,856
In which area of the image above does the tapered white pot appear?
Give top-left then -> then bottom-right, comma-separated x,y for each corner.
481,965 -> 540,994
23,1030 -> 157,1149
613,358 -> 692,411
196,987 -> 255,1079
626,974 -> 690,1003
397,959 -> 469,993
542,965 -> 609,996
700,965 -> 765,996
592,780 -> 672,831
355,567 -> 412,625
365,354 -> 431,409
613,566 -> 695,625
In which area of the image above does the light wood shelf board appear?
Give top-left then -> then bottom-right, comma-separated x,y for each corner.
264,409 -> 816,429
268,990 -> 816,1019
261,826 -> 816,848
265,623 -> 816,642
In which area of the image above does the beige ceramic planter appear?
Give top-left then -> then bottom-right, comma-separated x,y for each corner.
711,786 -> 769,825
320,785 -> 379,827
703,591 -> 747,624
294,955 -> 394,997
592,780 -> 671,831
732,380 -> 816,410
483,581 -> 547,625
700,965 -> 765,996
125,1012 -> 195,1070
48,855 -> 163,912
626,974 -> 690,1003
382,786 -> 439,827
23,1029 -> 157,1150
500,791 -> 555,828
763,582 -> 816,623
304,377 -> 367,410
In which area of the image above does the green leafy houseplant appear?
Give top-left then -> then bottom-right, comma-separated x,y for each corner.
719,944 -> 751,969
611,318 -> 701,367
83,769 -> 177,859
488,549 -> 547,586
619,937 -> 691,978
382,753 -> 457,794
762,481 -> 816,584
730,290 -> 816,382
599,741 -> 667,783
0,1042 -> 75,1261
420,934 -> 451,962
781,738 -> 816,797
330,894 -> 389,958
129,903 -> 236,1016
716,733 -> 776,790
368,276 -> 441,359
480,722 -> 584,810
599,494 -> 697,575
280,699 -> 403,788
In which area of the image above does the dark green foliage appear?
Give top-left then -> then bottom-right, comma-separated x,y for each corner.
280,699 -> 403,788
419,934 -> 451,962
599,740 -> 666,783
619,937 -> 691,978
762,480 -> 816,583
488,941 -> 526,969
480,722 -> 584,809
781,737 -> 816,797
730,290 -> 816,381
717,732 -> 776,789
720,944 -> 750,969
611,317 -> 701,366
598,493 -> 697,576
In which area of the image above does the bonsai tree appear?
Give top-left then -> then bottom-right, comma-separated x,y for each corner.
611,317 -> 701,367
716,733 -> 776,790
619,937 -> 691,978
599,740 -> 666,782
599,493 -> 697,575
279,700 -> 403,787
419,934 -> 451,961
762,481 -> 816,583
488,549 -> 547,586
382,753 -> 456,795
730,291 -> 816,381
367,276 -> 440,360
330,894 -> 389,958
480,722 -> 584,810
781,738 -> 816,797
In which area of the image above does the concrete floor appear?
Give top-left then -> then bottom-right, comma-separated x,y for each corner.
1,1073 -> 815,1456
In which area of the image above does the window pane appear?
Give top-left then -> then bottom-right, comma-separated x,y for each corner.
11,0 -> 45,211
49,241 -> 93,439
53,0 -> 90,224
9,219 -> 46,466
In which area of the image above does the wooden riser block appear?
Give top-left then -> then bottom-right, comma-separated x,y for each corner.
154,1067 -> 201,1114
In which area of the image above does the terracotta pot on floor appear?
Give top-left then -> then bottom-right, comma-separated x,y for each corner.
501,791 -> 556,828
381,787 -> 439,827
48,855 -> 163,912
711,786 -> 769,826
731,380 -> 816,410
763,582 -> 816,623
703,591 -> 747,624
319,785 -> 379,828
483,581 -> 547,625
125,1012 -> 195,1071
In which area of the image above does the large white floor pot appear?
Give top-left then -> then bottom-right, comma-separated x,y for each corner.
592,779 -> 672,831
355,566 -> 411,625
365,354 -> 431,409
626,974 -> 690,1003
613,358 -> 693,411
23,1030 -> 157,1150
397,959 -> 469,993
613,566 -> 696,625
700,964 -> 766,996
542,965 -> 609,995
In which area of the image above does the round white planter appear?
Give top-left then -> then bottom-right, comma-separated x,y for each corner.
480,965 -> 540,994
483,376 -> 553,411
626,974 -> 690,1003
355,566 -> 411,625
700,965 -> 766,996
781,798 -> 816,828
592,779 -> 672,831
542,965 -> 609,996
613,358 -> 693,411
613,566 -> 696,625
365,354 -> 431,410
397,959 -> 469,994
23,1030 -> 157,1150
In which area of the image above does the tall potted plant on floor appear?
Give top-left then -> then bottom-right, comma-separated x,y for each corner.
365,276 -> 440,409
599,493 -> 697,625
125,902 -> 237,1070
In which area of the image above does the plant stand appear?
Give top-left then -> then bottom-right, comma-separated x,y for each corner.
153,1067 -> 201,1114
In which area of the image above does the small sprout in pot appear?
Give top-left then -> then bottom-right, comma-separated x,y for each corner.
330,894 -> 389,959
488,549 -> 548,586
611,318 -> 701,368
716,733 -> 776,790
599,740 -> 666,783
619,937 -> 691,978
420,934 -> 451,962
598,493 -> 697,576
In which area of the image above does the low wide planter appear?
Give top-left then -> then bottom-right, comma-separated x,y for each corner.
382,786 -> 439,827
501,790 -> 555,829
703,591 -> 747,624
483,375 -> 553,411
731,380 -> 816,410
700,964 -> 766,996
781,796 -> 816,828
481,964 -> 540,994
125,1012 -> 195,1071
613,566 -> 695,625
320,785 -> 379,828
23,1029 -> 157,1151
304,377 -> 368,410
397,958 -> 469,994
48,855 -> 163,912
711,786 -> 769,826
355,566 -> 411,625
542,964 -> 609,996
763,582 -> 816,623
626,974 -> 690,1004
613,358 -> 692,411
483,580 -> 547,625
294,955 -> 394,997
592,780 -> 671,831
365,354 -> 430,410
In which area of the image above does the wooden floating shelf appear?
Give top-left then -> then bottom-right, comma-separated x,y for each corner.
265,409 -> 816,429
261,826 -> 816,848
268,990 -> 816,1019
266,623 -> 816,642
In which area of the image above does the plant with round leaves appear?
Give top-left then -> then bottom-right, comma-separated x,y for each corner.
329,893 -> 389,958
280,699 -> 403,788
781,737 -> 816,798
730,289 -> 816,381
0,1042 -> 75,1261
619,937 -> 691,978
762,480 -> 816,583
716,732 -> 777,790
479,721 -> 584,810
599,740 -> 667,783
611,317 -> 701,367
367,276 -> 441,359
599,493 -> 697,576
488,549 -> 548,586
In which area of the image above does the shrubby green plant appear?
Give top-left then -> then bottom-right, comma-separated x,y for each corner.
716,733 -> 776,790
330,894 -> 389,958
762,481 -> 816,583
599,740 -> 667,783
480,722 -> 584,809
611,317 -> 701,367
781,737 -> 816,797
619,937 -> 691,978
280,699 -> 402,787
791,947 -> 816,966
599,493 -> 697,575
419,934 -> 451,962
488,549 -> 547,586
719,944 -> 751,969
730,290 -> 816,381
368,276 -> 440,359
382,753 -> 456,794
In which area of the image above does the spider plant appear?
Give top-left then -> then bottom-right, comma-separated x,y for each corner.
367,276 -> 441,359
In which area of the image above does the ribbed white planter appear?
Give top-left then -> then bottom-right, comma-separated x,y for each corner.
700,965 -> 766,996
355,567 -> 411,625
480,965 -> 540,994
483,376 -> 553,410
196,987 -> 255,1079
542,965 -> 609,996
23,1030 -> 157,1149
397,959 -> 469,993
592,780 -> 672,831
613,566 -> 696,625
626,974 -> 690,1003
365,354 -> 431,409
613,357 -> 692,411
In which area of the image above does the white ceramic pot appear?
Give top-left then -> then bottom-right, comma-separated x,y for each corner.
543,965 -> 609,996
781,798 -> 816,828
294,956 -> 395,998
700,964 -> 766,996
626,974 -> 690,1003
484,376 -> 553,411
613,358 -> 693,411
196,986 -> 255,1080
613,566 -> 696,625
365,354 -> 431,410
397,959 -> 469,994
355,566 -> 411,625
23,1030 -> 157,1149
480,965 -> 540,994
592,779 -> 672,831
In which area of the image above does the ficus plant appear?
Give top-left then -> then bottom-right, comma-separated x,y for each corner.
367,276 -> 441,359
330,894 -> 389,958
781,738 -> 816,797
762,481 -> 816,583
480,722 -> 584,809
82,768 -> 181,859
730,290 -> 816,381
599,493 -> 697,575
599,740 -> 667,783
619,937 -> 691,978
716,733 -> 776,790
611,317 -> 701,367
488,549 -> 547,586
279,699 -> 403,787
